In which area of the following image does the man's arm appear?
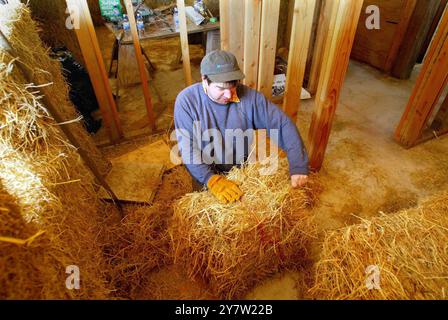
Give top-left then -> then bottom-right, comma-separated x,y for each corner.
174,99 -> 214,186
252,92 -> 309,177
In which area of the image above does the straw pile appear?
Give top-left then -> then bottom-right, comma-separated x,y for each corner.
169,157 -> 318,299
310,191 -> 448,300
0,2 -> 114,299
100,165 -> 193,299
2,0 -> 110,176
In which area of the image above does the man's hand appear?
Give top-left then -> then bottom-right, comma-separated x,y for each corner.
207,175 -> 244,204
291,174 -> 308,188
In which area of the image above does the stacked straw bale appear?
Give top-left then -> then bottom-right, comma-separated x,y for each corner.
1,0 -> 110,176
0,1 -> 113,299
169,157 -> 317,299
310,192 -> 448,300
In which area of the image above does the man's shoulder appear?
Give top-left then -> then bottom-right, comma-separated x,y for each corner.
176,82 -> 202,102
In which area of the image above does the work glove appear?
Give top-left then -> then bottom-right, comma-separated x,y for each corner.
207,175 -> 243,204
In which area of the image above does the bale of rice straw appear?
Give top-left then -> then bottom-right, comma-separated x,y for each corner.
169,157 -> 317,299
1,0 -> 111,176
310,191 -> 448,300
0,3 -> 114,298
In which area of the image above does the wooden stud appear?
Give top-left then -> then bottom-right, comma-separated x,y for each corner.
123,0 -> 156,131
257,0 -> 281,99
307,0 -> 336,94
308,0 -> 364,171
67,0 -> 123,142
177,0 -> 193,86
283,0 -> 316,120
395,6 -> 448,147
384,0 -> 418,72
219,0 -> 230,51
228,0 -> 245,69
243,0 -> 262,89
391,0 -> 441,79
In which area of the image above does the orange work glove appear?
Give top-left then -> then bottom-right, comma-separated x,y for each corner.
207,175 -> 243,204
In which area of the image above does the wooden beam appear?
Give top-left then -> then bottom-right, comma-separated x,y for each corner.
177,0 -> 193,86
391,0 -> 440,79
219,0 -> 229,51
243,0 -> 262,89
307,0 -> 336,94
395,6 -> 448,147
257,0 -> 280,99
384,0 -> 418,72
67,0 -> 123,142
417,0 -> 448,63
283,0 -> 316,120
227,0 -> 245,69
124,0 -> 155,131
308,0 -> 364,171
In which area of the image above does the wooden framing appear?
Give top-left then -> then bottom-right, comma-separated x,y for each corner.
257,0 -> 280,99
283,0 -> 316,120
243,0 -> 262,89
384,0 -> 418,72
219,0 -> 230,51
66,0 -> 123,142
308,0 -> 364,171
394,6 -> 448,147
391,0 -> 441,79
123,0 -> 156,131
177,0 -> 193,86
307,0 -> 335,94
228,0 -> 245,69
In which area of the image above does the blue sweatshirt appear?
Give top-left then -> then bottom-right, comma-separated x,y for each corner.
174,83 -> 309,185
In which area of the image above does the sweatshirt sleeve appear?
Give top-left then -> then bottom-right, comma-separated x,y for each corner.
174,95 -> 215,186
252,91 -> 309,176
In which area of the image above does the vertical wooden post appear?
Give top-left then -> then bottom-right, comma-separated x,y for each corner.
395,6 -> 448,147
219,0 -> 230,51
384,0 -> 418,72
283,0 -> 316,120
307,0 -> 336,95
123,0 -> 155,131
257,0 -> 281,99
243,0 -> 262,89
66,0 -> 123,142
308,0 -> 364,171
177,0 -> 193,86
227,0 -> 245,69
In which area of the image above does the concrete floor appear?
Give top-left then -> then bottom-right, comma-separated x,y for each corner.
96,26 -> 448,299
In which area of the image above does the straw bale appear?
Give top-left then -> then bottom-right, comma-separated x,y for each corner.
169,158 -> 318,299
1,0 -> 111,176
310,192 -> 448,300
0,11 -> 113,297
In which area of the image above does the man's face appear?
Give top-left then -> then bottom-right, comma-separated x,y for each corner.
203,78 -> 237,105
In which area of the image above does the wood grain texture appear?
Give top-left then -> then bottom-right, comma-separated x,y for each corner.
283,0 -> 316,120
243,0 -> 262,89
308,0 -> 364,171
257,0 -> 281,99
67,0 -> 123,142
124,0 -> 156,131
395,6 -> 448,147
177,0 -> 193,86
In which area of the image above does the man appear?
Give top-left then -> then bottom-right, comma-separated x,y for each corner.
174,50 -> 309,204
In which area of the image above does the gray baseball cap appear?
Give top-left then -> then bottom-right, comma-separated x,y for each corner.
200,50 -> 245,83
